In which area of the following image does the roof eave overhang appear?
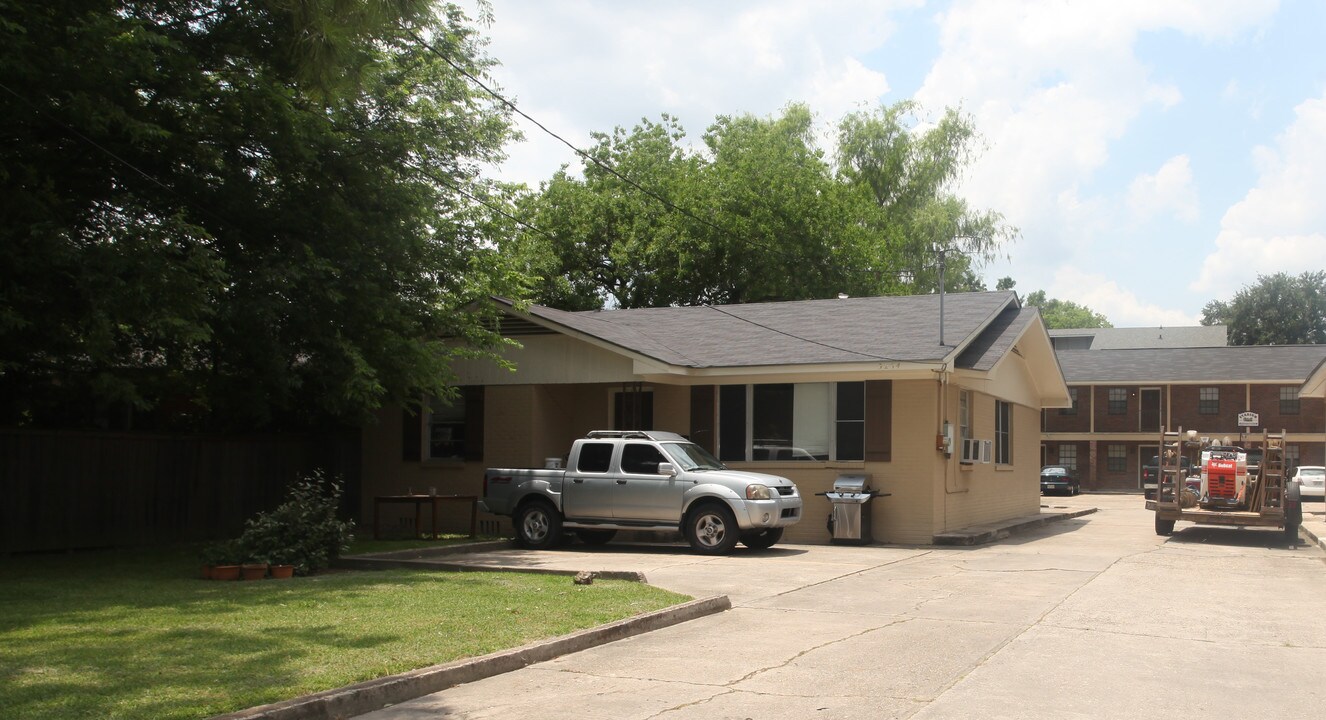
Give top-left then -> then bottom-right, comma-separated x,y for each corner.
1300,358 -> 1326,397
638,360 -> 943,385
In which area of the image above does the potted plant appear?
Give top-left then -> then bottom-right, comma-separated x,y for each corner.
203,540 -> 242,581
236,471 -> 355,577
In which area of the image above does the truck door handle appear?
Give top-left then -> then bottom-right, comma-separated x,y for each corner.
616,479 -> 628,484
571,478 -> 584,484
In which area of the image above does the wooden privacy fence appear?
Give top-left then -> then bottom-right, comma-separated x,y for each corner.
1,428 -> 360,554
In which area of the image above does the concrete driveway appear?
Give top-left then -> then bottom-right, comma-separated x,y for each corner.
357,494 -> 1326,719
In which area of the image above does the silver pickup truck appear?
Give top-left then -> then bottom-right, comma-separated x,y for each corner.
480,430 -> 802,554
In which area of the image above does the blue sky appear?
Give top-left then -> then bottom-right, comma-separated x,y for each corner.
470,0 -> 1326,326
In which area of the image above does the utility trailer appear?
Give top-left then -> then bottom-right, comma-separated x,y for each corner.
1146,427 -> 1302,543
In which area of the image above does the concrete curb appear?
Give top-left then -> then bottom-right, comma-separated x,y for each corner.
1301,521 -> 1326,553
932,507 -> 1098,546
210,594 -> 731,720
333,555 -> 647,582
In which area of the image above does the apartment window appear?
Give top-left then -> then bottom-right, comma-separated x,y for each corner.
1107,444 -> 1126,472
719,382 -> 865,461
1280,387 -> 1300,415
995,400 -> 1012,464
959,390 -> 972,440
1058,444 -> 1077,470
1059,388 -> 1079,415
1107,388 -> 1128,415
1286,444 -> 1300,466
1199,387 -> 1219,415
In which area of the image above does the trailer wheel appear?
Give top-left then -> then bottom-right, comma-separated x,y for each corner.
1154,516 -> 1175,536
515,500 -> 563,550
1284,504 -> 1302,546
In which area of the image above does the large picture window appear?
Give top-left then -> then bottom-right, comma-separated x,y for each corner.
719,381 -> 865,461
995,400 -> 1013,465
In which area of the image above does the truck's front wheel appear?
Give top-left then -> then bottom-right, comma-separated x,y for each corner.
685,502 -> 739,555
515,501 -> 563,550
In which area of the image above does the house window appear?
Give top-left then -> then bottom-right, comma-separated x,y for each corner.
1107,388 -> 1127,415
427,395 -> 467,460
995,400 -> 1012,464
1058,444 -> 1077,470
1060,388 -> 1079,415
959,390 -> 972,440
719,381 -> 865,461
1107,444 -> 1126,472
1280,387 -> 1300,415
835,382 -> 865,461
1199,387 -> 1219,415
614,389 -> 654,430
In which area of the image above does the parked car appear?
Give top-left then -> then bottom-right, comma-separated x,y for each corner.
1040,465 -> 1081,495
481,430 -> 802,554
1293,465 -> 1325,501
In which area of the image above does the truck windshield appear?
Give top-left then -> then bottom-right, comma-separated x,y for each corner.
661,442 -> 726,471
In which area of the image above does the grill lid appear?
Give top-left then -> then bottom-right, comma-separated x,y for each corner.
832,474 -> 870,494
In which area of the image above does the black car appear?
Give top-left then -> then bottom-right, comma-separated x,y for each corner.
1040,465 -> 1080,495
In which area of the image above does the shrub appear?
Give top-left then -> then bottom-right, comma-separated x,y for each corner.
237,471 -> 355,575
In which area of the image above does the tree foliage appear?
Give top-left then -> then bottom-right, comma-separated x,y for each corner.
1201,271 -> 1326,345
0,1 -> 524,430
513,102 -> 1015,309
1023,290 -> 1112,329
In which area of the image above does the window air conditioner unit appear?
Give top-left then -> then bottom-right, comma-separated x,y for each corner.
962,438 -> 992,464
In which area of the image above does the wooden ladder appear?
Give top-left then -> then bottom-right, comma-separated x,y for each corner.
1255,430 -> 1286,516
1156,428 -> 1186,507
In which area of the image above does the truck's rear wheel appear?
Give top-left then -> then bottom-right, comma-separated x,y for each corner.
685,502 -> 739,555
1155,516 -> 1175,536
575,529 -> 616,546
515,500 -> 563,550
740,528 -> 783,551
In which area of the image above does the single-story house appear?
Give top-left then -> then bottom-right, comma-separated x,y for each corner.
360,290 -> 1072,544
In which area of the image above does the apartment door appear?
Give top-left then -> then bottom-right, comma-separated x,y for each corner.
1140,388 -> 1161,432
1138,444 -> 1157,490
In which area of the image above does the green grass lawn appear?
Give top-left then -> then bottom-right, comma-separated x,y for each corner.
0,544 -> 690,720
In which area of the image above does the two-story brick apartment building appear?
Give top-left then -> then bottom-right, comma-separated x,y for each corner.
1041,345 -> 1326,491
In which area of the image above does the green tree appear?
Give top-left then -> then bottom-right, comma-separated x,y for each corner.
835,102 -> 1016,293
0,1 -> 523,430
514,101 -> 1014,309
1024,291 -> 1112,329
1201,271 -> 1326,345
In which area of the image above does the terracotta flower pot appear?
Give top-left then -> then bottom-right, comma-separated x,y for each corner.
212,564 -> 241,581
269,564 -> 295,579
240,563 -> 268,581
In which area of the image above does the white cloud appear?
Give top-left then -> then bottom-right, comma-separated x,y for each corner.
1192,91 -> 1326,297
474,0 -> 919,186
1127,155 -> 1199,223
1047,268 -> 1201,326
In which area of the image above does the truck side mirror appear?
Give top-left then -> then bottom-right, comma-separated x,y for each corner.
657,462 -> 677,477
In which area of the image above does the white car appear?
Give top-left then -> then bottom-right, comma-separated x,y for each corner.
1293,465 -> 1325,501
